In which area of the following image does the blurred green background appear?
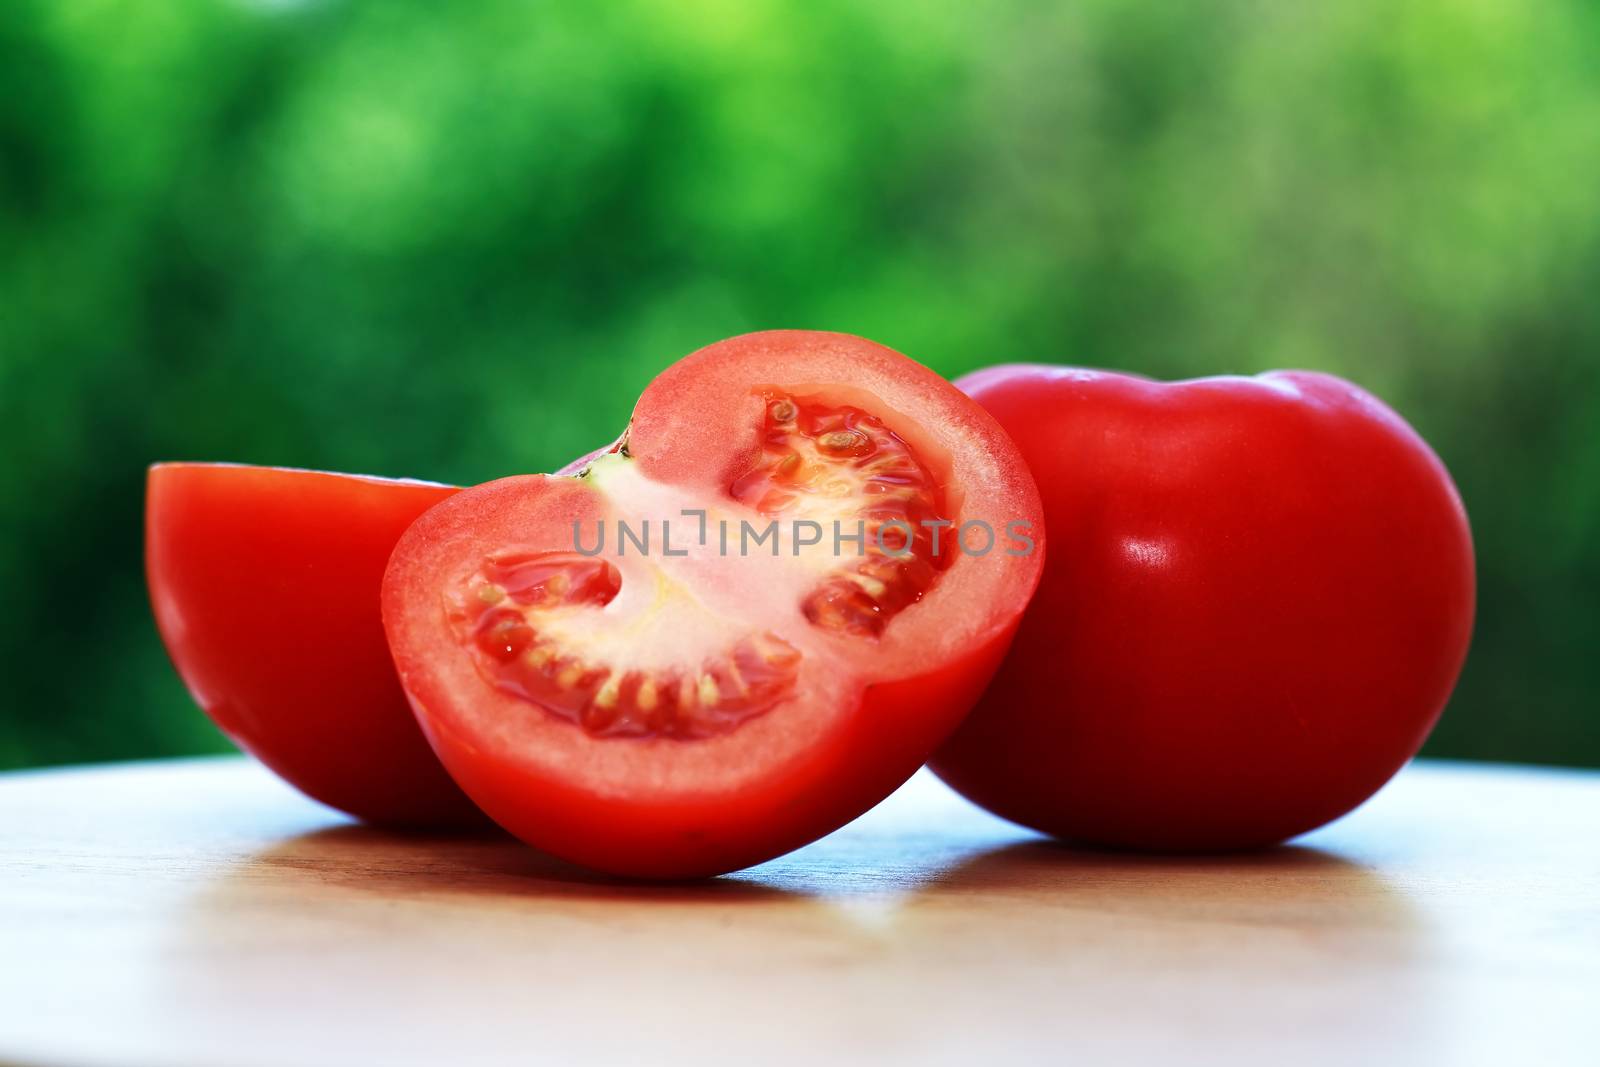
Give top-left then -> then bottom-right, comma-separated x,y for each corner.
2,0 -> 1596,771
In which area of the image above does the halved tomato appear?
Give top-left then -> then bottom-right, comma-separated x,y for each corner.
382,331 -> 1045,877
147,463 -> 484,828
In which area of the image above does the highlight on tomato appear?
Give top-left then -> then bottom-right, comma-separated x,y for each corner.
147,463 -> 485,828
929,366 -> 1476,851
382,331 -> 1045,877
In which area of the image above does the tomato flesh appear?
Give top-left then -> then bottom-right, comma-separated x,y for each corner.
383,331 -> 1045,877
450,389 -> 957,744
731,392 -> 950,636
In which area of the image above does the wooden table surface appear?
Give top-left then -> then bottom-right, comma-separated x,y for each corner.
1,758 -> 1596,1067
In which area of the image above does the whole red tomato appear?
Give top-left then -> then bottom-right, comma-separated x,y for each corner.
929,367 -> 1475,850
147,464 -> 485,828
383,331 -> 1044,877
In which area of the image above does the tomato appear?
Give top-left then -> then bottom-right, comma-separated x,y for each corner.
929,367 -> 1475,850
382,331 -> 1044,877
147,463 -> 485,828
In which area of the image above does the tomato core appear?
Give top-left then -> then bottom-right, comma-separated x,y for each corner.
449,388 -> 954,740
451,550 -> 802,740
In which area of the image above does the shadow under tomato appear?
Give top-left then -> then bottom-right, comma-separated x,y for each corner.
183,768 -> 1430,918
226,819 -> 802,902
912,835 -> 1423,930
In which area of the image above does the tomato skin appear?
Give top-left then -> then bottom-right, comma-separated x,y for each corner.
146,464 -> 484,828
414,609 -> 1019,878
382,332 -> 1046,878
929,367 -> 1476,850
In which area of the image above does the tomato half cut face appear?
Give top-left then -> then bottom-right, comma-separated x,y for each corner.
383,331 -> 1045,877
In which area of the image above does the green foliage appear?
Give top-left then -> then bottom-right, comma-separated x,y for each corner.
2,0 -> 1597,768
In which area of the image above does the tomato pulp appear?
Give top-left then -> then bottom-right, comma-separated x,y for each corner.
147,463 -> 484,827
383,331 -> 1045,877
930,367 -> 1475,850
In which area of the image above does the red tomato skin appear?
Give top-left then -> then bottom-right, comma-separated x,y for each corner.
413,622 -> 1018,879
929,367 -> 1476,850
146,464 -> 485,828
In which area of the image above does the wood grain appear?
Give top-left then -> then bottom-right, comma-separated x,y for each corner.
1,758 -> 1597,1066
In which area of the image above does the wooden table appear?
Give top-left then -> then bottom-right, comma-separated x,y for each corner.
1,758 -> 1596,1066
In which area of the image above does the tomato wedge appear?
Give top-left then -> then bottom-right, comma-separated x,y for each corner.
147,464 -> 484,828
382,331 -> 1045,877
